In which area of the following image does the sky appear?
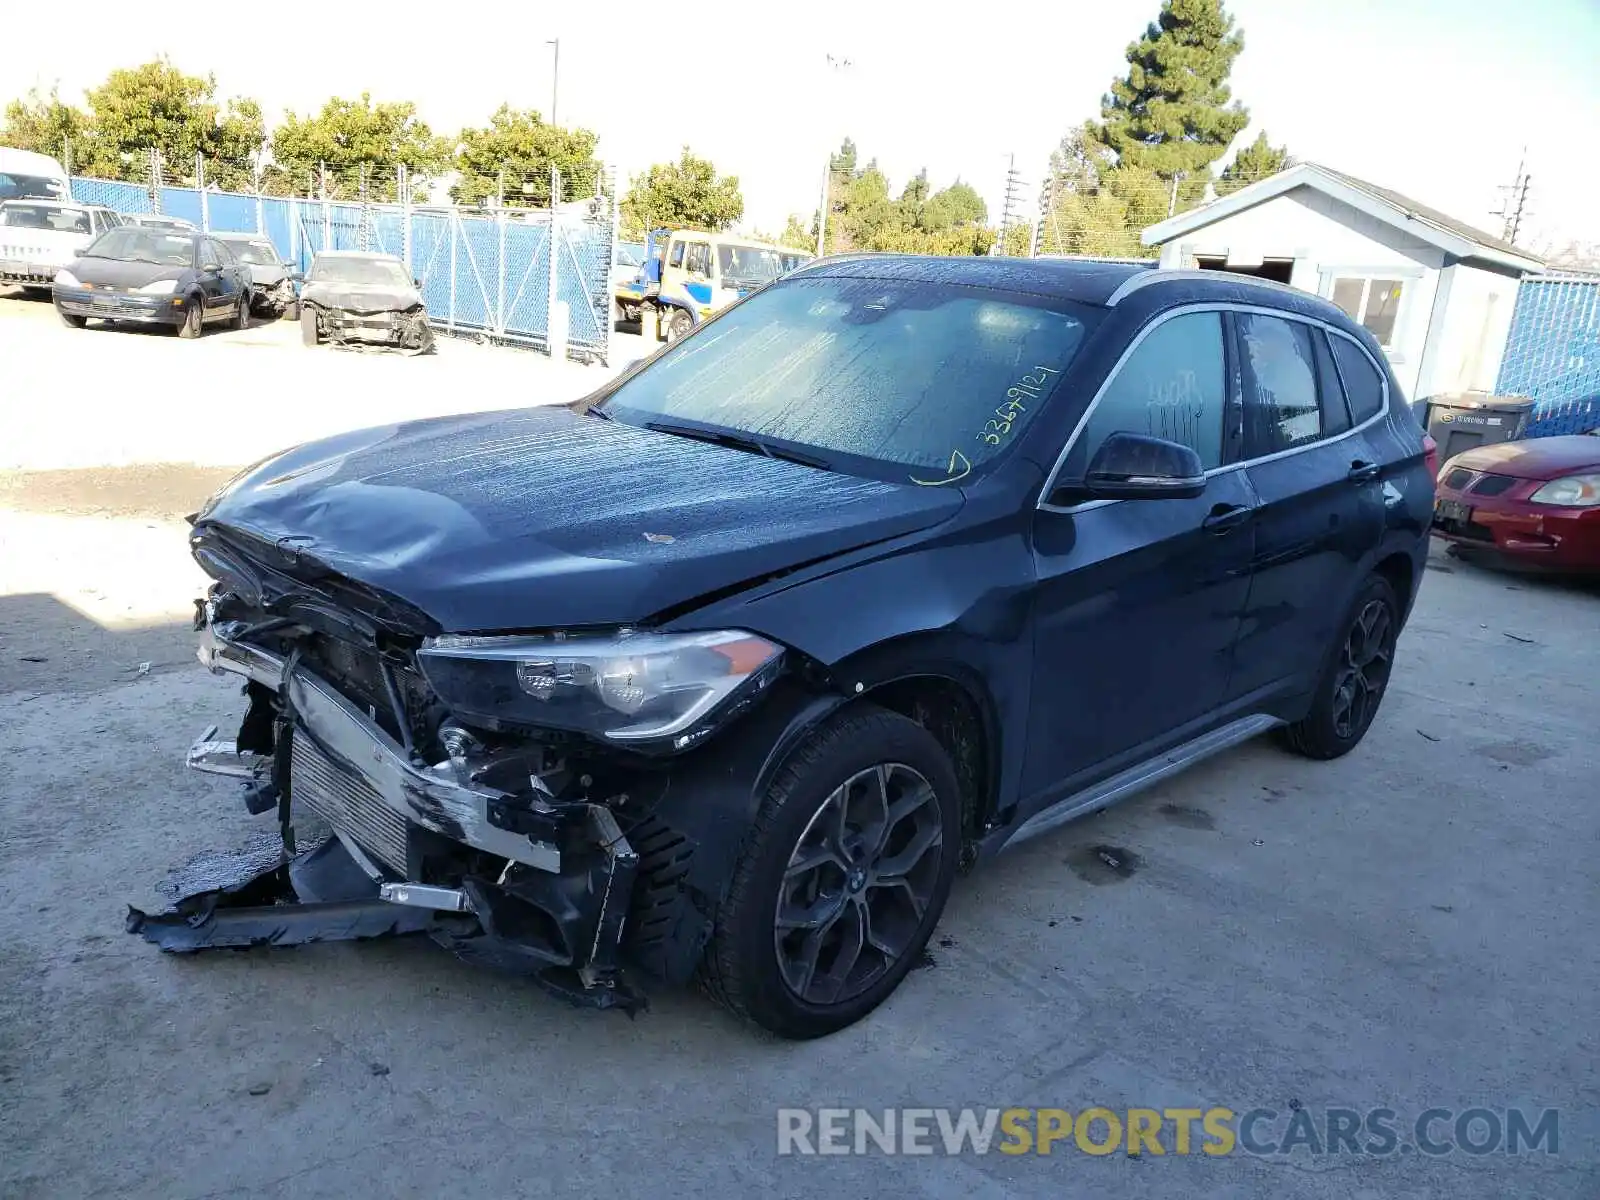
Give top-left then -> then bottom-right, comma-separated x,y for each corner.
4,0 -> 1597,252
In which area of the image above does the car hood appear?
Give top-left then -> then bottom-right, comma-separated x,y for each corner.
1447,435 -> 1600,480
74,256 -> 185,289
302,280 -> 421,311
243,263 -> 289,285
195,406 -> 963,632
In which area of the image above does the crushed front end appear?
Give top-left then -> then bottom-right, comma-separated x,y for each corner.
135,539 -> 661,1010
132,520 -> 797,1013
315,302 -> 435,352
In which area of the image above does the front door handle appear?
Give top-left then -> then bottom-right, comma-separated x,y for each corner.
1202,503 -> 1252,534
1348,460 -> 1382,483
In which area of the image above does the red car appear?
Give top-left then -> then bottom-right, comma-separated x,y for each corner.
1432,433 -> 1600,572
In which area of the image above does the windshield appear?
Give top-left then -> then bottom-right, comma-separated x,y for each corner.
309,256 -> 411,286
223,240 -> 280,266
84,228 -> 194,265
0,204 -> 90,233
717,244 -> 783,284
616,242 -> 646,268
780,252 -> 813,273
0,173 -> 68,201
599,276 -> 1097,484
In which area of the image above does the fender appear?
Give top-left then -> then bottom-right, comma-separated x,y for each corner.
626,676 -> 851,982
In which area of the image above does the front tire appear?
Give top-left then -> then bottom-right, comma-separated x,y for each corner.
700,706 -> 961,1039
177,298 -> 203,339
666,307 -> 693,343
1280,574 -> 1400,760
57,308 -> 87,329
234,291 -> 251,330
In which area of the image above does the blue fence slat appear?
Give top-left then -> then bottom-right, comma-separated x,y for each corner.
1497,275 -> 1600,437
206,191 -> 257,234
159,188 -> 202,226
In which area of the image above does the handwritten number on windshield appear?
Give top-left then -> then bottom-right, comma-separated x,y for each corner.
977,365 -> 1058,446
912,365 -> 1059,486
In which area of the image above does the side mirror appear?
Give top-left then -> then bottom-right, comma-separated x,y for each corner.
1077,432 -> 1207,500
202,262 -> 220,273
413,277 -> 421,288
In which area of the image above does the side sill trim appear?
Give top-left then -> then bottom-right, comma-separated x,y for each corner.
1003,713 -> 1283,849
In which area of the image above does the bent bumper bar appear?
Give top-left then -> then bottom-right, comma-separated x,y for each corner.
194,623 -> 561,873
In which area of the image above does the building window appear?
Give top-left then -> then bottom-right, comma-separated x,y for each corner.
1330,277 -> 1405,347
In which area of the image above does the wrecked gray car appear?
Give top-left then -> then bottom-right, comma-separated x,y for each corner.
215,233 -> 299,319
299,250 -> 434,353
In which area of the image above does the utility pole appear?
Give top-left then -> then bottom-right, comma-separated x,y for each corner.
547,39 -> 560,126
1492,149 -> 1532,245
997,153 -> 1025,256
816,53 -> 853,258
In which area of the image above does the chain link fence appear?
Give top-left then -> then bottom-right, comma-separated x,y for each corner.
1496,272 -> 1600,436
67,153 -> 619,363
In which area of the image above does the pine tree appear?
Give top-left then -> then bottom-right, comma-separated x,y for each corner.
1096,0 -> 1250,182
1216,131 -> 1290,196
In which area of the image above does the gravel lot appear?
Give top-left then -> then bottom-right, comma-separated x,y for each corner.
1,298 -> 1596,1199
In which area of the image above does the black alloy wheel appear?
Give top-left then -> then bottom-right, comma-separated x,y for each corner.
774,762 -> 945,1006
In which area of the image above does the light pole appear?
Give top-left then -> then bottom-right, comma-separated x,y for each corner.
815,53 -> 853,258
547,39 -> 561,127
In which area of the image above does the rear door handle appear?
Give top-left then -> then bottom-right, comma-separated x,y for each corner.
1202,503 -> 1253,534
1348,460 -> 1382,483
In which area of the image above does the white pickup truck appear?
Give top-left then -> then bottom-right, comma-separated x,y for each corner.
0,199 -> 125,287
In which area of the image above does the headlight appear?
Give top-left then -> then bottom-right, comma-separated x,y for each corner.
53,269 -> 80,287
1529,473 -> 1600,507
417,628 -> 785,750
136,279 -> 179,295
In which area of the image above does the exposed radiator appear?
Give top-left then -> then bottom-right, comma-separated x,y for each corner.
290,732 -> 409,874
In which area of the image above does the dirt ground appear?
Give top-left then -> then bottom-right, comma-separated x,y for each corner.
1,304 -> 1597,1199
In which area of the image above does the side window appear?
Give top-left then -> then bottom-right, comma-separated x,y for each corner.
1329,335 -> 1386,424
668,240 -> 685,268
1311,329 -> 1352,436
1237,313 -> 1323,456
1069,311 -> 1227,475
685,242 -> 711,276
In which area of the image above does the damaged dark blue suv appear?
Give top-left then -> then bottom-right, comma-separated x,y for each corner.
139,256 -> 1433,1039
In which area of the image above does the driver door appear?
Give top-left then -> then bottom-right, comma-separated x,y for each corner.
1020,309 -> 1257,804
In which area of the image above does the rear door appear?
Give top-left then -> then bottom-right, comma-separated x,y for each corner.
1228,311 -> 1387,702
1022,309 -> 1258,801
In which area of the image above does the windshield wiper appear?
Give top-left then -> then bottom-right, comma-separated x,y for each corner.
643,420 -> 833,471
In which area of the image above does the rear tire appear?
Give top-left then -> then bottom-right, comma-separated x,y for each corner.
1280,574 -> 1400,760
300,307 -> 320,346
57,309 -> 87,329
699,706 -> 960,1039
234,291 -> 251,330
177,299 -> 203,339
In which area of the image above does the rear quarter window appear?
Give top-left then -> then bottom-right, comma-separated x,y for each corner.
1330,335 -> 1387,424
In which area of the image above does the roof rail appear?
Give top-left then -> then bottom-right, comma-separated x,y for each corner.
1106,267 -> 1310,306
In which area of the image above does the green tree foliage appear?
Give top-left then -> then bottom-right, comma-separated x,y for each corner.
452,104 -> 600,207
1216,130 -> 1290,196
271,93 -> 451,201
620,148 -> 744,239
1036,123 -> 1167,258
75,59 -> 265,187
1096,0 -> 1249,183
0,87 -> 90,165
814,139 -> 996,256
